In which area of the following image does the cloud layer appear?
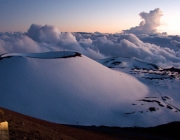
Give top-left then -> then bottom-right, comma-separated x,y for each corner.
0,24 -> 180,68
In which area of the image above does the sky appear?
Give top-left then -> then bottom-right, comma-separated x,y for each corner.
0,0 -> 180,35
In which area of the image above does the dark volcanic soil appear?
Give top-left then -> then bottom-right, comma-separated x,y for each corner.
0,107 -> 179,140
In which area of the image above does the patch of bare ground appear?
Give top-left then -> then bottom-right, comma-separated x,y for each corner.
0,107 -> 179,140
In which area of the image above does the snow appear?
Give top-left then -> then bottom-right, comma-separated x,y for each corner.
98,57 -> 160,70
0,51 -> 149,127
99,56 -> 180,126
0,51 -> 180,127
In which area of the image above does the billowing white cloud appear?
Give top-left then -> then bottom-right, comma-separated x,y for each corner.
0,32 -> 42,54
91,33 -> 180,67
138,34 -> 180,51
0,24 -> 105,59
0,24 -> 180,68
27,24 -> 60,43
124,8 -> 163,35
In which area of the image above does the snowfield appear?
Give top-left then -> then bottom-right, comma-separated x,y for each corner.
0,51 -> 180,127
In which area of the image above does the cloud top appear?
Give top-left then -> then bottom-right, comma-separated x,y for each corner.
124,8 -> 163,35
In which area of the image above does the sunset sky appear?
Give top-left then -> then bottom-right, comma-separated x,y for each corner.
0,0 -> 180,35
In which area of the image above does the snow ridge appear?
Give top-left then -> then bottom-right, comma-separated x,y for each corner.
0,51 -> 81,60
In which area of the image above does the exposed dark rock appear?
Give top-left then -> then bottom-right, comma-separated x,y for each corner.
162,96 -> 170,101
166,105 -> 173,110
148,107 -> 156,112
145,97 -> 158,99
125,112 -> 135,115
142,77 -> 165,80
111,62 -> 121,65
138,99 -> 165,107
163,67 -> 180,73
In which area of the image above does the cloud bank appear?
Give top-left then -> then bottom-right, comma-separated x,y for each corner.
123,8 -> 163,35
0,23 -> 180,68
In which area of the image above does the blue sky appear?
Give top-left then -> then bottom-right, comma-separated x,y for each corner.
0,0 -> 180,35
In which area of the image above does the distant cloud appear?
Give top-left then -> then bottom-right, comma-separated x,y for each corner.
171,40 -> 180,48
0,32 -> 42,54
91,33 -> 180,67
124,8 -> 163,35
27,24 -> 104,59
138,34 -> 180,51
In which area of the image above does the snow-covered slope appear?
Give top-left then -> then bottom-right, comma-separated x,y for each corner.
99,57 -> 180,125
0,51 -> 180,127
98,57 -> 160,70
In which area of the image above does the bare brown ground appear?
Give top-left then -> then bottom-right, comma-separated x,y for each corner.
0,107 -> 179,140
